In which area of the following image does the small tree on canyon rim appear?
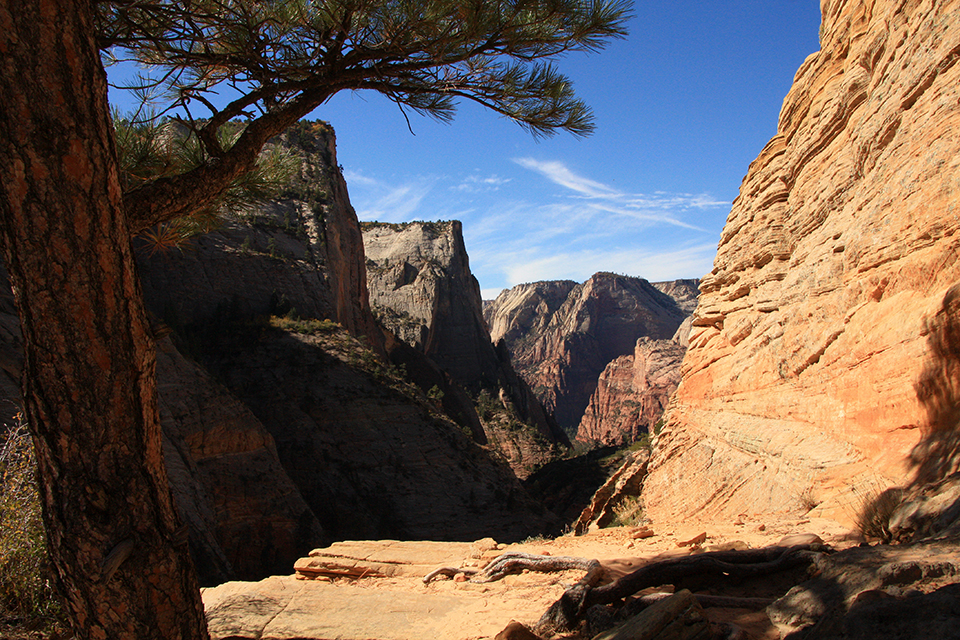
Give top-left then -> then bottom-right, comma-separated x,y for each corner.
0,1 -> 631,638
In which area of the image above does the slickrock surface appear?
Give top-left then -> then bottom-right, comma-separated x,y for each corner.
202,519 -> 864,640
576,338 -> 686,446
642,0 -> 960,525
486,274 -> 690,433
363,221 -> 569,476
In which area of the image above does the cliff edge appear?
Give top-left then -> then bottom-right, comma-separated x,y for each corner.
643,0 -> 960,525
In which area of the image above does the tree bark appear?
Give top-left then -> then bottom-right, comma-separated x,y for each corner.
0,2 -> 207,638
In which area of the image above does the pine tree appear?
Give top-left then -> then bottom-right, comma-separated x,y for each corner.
0,1 -> 631,638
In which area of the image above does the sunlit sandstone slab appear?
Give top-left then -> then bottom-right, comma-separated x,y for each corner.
642,0 -> 960,524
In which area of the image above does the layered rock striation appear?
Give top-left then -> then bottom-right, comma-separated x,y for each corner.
576,336 -> 686,446
486,273 -> 692,433
362,221 -> 570,477
642,0 -> 960,524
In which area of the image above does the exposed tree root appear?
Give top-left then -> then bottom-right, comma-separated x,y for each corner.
472,552 -> 603,584
532,544 -> 829,636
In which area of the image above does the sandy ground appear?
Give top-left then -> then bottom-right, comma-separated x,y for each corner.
203,516 -> 861,640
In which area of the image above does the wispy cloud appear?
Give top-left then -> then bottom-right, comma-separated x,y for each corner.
513,158 -> 621,198
343,170 -> 436,222
452,174 -> 511,193
341,159 -> 727,294
512,157 -> 726,232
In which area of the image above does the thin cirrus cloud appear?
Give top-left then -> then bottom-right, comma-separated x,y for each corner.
451,174 -> 512,193
512,157 -> 726,232
342,169 -> 435,222
343,159 -> 727,293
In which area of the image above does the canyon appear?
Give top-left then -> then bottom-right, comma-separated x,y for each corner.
4,0 -> 960,635
362,220 -> 569,477
485,276 -> 698,440
195,0 -> 960,636
1,123 -> 563,586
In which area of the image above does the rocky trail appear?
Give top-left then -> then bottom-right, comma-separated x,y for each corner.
201,514 -> 960,639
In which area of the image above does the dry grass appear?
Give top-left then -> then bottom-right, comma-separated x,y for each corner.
855,486 -> 907,542
0,414 -> 64,633
609,495 -> 644,528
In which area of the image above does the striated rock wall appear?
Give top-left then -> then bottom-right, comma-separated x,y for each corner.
652,279 -> 701,314
576,337 -> 686,446
643,0 -> 960,525
138,123 -> 382,351
363,221 -> 493,385
487,273 -> 690,432
362,221 -> 570,477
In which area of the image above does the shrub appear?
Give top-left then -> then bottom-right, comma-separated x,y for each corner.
608,495 -> 644,528
0,414 -> 63,628
268,315 -> 340,334
856,487 -> 906,542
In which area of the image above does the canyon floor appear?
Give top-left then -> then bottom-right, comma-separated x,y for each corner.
202,515 -> 865,640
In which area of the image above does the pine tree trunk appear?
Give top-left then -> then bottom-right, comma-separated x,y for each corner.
0,2 -> 208,638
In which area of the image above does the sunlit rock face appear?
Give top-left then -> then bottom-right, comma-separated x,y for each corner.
642,0 -> 960,524
362,220 -> 570,478
576,336 -> 687,446
486,274 -> 692,434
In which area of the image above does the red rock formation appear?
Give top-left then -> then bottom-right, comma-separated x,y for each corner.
642,0 -> 960,525
576,337 -> 686,446
487,274 -> 691,433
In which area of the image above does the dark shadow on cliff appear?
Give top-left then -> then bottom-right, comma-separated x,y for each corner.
911,284 -> 960,486
887,284 -> 960,540
178,313 -> 562,544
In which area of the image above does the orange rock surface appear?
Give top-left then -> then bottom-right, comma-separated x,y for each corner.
643,0 -> 960,525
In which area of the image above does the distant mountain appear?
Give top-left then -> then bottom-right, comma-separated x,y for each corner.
362,220 -> 569,478
485,273 -> 696,436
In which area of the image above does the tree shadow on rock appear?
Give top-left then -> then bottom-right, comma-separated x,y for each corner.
911,284 -> 960,486
892,284 -> 960,540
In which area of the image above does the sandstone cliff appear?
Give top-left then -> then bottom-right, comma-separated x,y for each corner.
131,123 -> 560,576
575,337 -> 686,446
138,121 -> 382,350
641,0 -> 960,525
362,221 -> 570,477
487,273 -> 691,433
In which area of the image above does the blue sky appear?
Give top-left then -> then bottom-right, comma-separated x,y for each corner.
109,2 -> 823,299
